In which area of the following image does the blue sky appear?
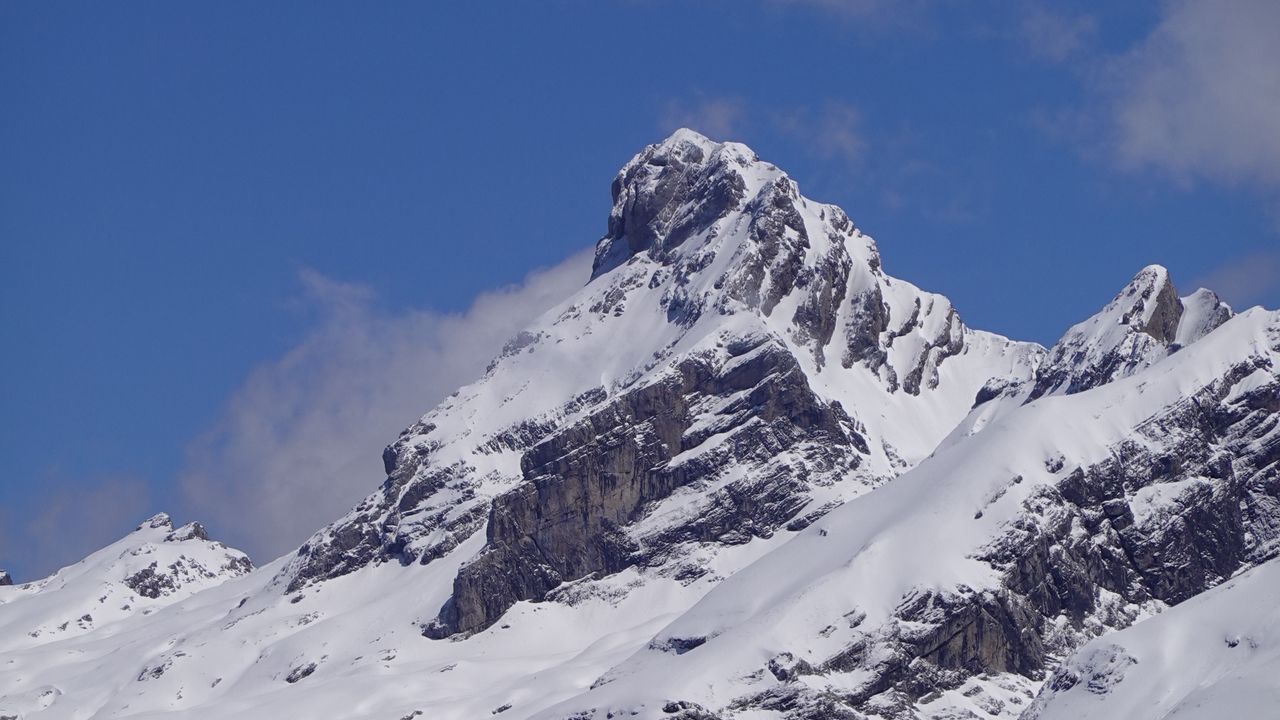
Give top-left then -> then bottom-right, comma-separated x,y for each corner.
3,1 -> 1278,580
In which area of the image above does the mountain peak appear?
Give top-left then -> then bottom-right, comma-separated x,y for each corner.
12,130 -> 1280,720
653,126 -> 723,153
1028,264 -> 1232,399
286,131 -> 1042,638
128,513 -> 211,543
1115,264 -> 1181,344
0,513 -> 252,655
591,130 -> 774,279
136,512 -> 173,531
1176,287 -> 1234,347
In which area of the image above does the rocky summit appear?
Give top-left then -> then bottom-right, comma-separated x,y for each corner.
2,130 -> 1278,720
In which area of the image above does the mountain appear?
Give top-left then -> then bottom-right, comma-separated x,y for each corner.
286,128 -> 1041,642
0,513 -> 251,653
1,130 -> 1277,720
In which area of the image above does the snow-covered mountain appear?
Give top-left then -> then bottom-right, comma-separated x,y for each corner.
2,130 -> 1277,720
287,129 -> 1041,642
0,514 -> 251,652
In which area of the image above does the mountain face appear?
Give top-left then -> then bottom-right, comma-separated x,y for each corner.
285,129 -> 1041,641
2,130 -> 1278,720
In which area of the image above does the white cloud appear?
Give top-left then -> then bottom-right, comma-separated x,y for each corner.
660,96 -> 747,141
179,249 -> 592,563
1106,0 -> 1280,188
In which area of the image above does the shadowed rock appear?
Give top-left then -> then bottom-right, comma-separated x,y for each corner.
426,340 -> 866,637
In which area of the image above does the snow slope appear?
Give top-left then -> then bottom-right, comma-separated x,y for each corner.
1025,557 -> 1280,720
0,514 -> 251,655
0,514 -> 801,719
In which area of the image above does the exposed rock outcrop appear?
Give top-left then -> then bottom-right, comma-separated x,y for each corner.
592,129 -> 749,279
426,339 -> 866,636
122,518 -> 255,600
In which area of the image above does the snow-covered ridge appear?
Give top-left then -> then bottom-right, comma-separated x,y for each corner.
1027,265 -> 1233,400
0,512 -> 252,654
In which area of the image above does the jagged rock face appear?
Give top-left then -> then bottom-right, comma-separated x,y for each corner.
427,339 -> 867,636
1024,555 -> 1280,719
975,357 -> 1275,650
590,130 -> 986,388
282,129 -> 1040,613
593,131 -> 859,350
1027,266 -> 1232,400
593,129 -> 749,279
0,571 -> 11,587
123,563 -> 183,599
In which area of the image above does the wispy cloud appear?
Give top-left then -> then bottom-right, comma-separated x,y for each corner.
775,101 -> 866,166
660,96 -> 747,140
1190,250 -> 1280,309
179,249 -> 592,563
768,0 -> 928,29
1018,4 -> 1097,63
0,475 -> 150,582
1103,0 -> 1280,189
